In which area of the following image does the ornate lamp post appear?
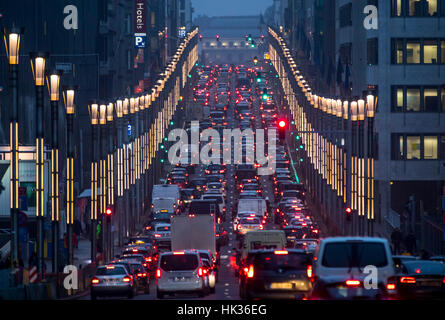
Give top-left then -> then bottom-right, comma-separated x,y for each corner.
30,52 -> 49,279
3,26 -> 24,267
63,86 -> 77,265
88,101 -> 99,264
46,69 -> 62,273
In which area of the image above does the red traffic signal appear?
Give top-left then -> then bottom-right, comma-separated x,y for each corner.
278,120 -> 287,128
105,208 -> 112,216
277,118 -> 288,140
216,35 -> 220,41
345,207 -> 353,221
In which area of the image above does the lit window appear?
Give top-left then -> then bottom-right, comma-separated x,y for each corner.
424,136 -> 438,159
397,88 -> 404,110
427,0 -> 438,16
392,0 -> 403,16
441,87 -> 445,111
406,88 -> 421,111
406,41 -> 420,63
396,40 -> 404,64
423,40 -> 438,64
409,0 -> 437,16
424,88 -> 438,112
399,136 -> 404,158
406,136 -> 421,160
441,41 -> 445,64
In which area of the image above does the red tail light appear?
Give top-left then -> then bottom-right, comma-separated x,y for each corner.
274,250 -> 288,255
122,276 -> 132,283
442,277 -> 445,284
237,224 -> 242,230
91,277 -> 100,284
247,265 -> 254,278
306,265 -> 313,278
345,280 -> 361,287
386,283 -> 396,290
400,277 -> 416,284
198,267 -> 204,277
156,269 -> 162,279
259,225 -> 264,230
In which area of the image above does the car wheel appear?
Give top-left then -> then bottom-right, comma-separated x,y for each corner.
128,290 -> 134,299
156,290 -> 164,299
210,286 -> 216,294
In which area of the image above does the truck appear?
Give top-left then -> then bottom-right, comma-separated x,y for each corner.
238,230 -> 287,263
237,198 -> 267,218
151,184 -> 180,215
188,199 -> 221,221
171,215 -> 216,255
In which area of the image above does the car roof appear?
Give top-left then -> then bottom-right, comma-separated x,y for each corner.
320,237 -> 389,244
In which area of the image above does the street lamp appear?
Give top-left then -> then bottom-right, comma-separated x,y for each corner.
46,69 -> 62,273
3,26 -> 24,267
63,85 -> 77,266
88,100 -> 99,264
30,51 -> 49,279
115,98 -> 124,246
122,98 -> 130,238
98,103 -> 107,256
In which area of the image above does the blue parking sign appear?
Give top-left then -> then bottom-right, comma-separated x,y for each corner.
135,33 -> 146,48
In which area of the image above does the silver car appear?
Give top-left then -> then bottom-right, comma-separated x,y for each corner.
90,265 -> 136,300
156,251 -> 207,299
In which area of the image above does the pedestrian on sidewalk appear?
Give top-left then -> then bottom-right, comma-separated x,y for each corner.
391,227 -> 403,254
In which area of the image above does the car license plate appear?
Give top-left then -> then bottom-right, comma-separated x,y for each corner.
418,281 -> 442,287
270,283 -> 293,290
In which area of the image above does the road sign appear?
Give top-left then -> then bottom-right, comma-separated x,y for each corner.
134,33 -> 146,48
18,211 -> 28,227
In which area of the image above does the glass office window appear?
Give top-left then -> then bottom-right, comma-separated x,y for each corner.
397,88 -> 404,110
400,136 -> 404,159
424,88 -> 439,111
396,39 -> 404,64
392,0 -> 403,16
406,136 -> 421,159
424,136 -> 438,159
441,41 -> 445,64
427,0 -> 438,16
423,40 -> 438,63
406,88 -> 421,111
440,136 -> 445,160
442,87 -> 445,111
407,41 -> 421,63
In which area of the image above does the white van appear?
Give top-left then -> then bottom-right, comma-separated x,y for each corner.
313,237 -> 395,285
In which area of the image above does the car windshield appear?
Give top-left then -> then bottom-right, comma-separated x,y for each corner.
96,266 -> 126,275
160,254 -> 199,271
251,252 -> 310,271
240,218 -> 260,224
403,261 -> 445,275
322,242 -> 388,268
203,195 -> 223,203
199,252 -> 211,261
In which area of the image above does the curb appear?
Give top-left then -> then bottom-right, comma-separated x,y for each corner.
58,289 -> 90,300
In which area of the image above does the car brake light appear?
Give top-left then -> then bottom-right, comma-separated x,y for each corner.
345,280 -> 361,287
122,276 -> 131,283
91,277 -> 100,284
442,277 -> 445,284
386,283 -> 396,290
274,250 -> 288,255
198,267 -> 204,277
173,251 -> 185,255
237,224 -> 242,230
154,234 -> 161,238
156,269 -> 162,278
400,277 -> 416,284
259,225 -> 264,230
247,265 -> 254,278
307,265 -> 313,278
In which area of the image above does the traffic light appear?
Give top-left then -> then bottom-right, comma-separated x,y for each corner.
277,118 -> 288,140
253,56 -> 258,66
245,35 -> 249,42
248,34 -> 252,42
256,72 -> 262,83
105,207 -> 112,222
216,35 -> 220,41
262,89 -> 269,101
345,207 -> 353,221
199,34 -> 203,41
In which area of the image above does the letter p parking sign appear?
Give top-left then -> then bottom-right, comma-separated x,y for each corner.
135,33 -> 146,48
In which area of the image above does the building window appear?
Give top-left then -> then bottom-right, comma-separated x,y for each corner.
424,136 -> 438,159
407,87 -> 421,111
423,40 -> 438,63
392,0 -> 404,16
180,0 -> 185,10
440,136 -> 445,160
340,43 -> 352,64
340,3 -> 353,28
441,40 -> 445,63
406,136 -> 421,159
367,38 -> 378,66
442,86 -> 445,111
392,39 -> 405,64
409,0 -> 438,16
397,87 -> 404,110
392,134 -> 405,160
406,41 -> 421,63
424,87 -> 439,111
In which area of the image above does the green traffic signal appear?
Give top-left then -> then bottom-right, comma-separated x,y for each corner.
262,94 -> 268,100
257,78 -> 262,83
